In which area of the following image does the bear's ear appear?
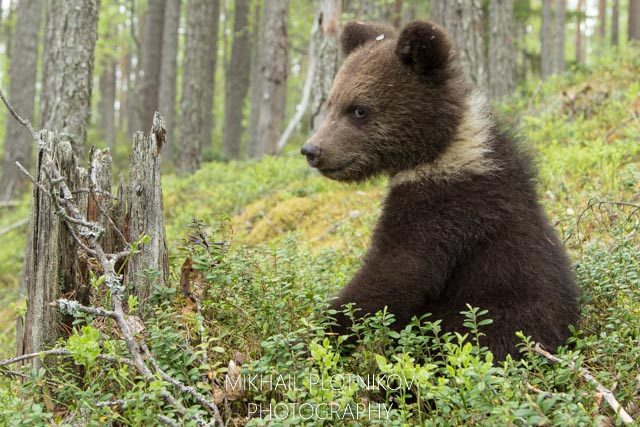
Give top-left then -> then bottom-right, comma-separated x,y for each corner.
340,21 -> 397,57
395,21 -> 453,75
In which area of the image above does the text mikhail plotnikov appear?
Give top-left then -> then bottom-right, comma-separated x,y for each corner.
226,373 -> 416,420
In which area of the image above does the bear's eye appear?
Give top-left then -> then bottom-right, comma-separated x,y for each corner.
353,106 -> 367,119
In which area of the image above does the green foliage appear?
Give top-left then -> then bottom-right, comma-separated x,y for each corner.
1,40 -> 639,427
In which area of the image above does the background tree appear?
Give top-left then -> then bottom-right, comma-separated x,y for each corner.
554,0 -> 566,73
40,0 -> 99,159
430,0 -> 488,92
203,1 -> 221,154
176,0 -> 219,173
310,0 -> 341,132
222,0 -> 252,159
488,0 -> 516,99
0,0 -> 42,201
630,0 -> 640,40
248,3 -> 262,158
157,0 -> 181,161
137,0 -> 166,130
254,0 -> 290,157
612,0 -> 620,46
540,0 -> 553,80
576,0 -> 585,64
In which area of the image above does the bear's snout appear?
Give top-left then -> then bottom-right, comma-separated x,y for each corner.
300,142 -> 321,166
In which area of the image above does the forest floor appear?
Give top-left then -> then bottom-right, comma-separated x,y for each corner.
0,47 -> 639,425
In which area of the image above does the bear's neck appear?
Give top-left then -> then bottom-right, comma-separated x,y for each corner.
389,91 -> 500,187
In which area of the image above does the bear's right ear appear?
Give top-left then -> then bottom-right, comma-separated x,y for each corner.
340,21 -> 397,57
395,21 -> 453,75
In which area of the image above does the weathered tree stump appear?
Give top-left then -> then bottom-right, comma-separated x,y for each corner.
19,114 -> 169,364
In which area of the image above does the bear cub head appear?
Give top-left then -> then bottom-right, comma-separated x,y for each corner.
301,20 -> 469,182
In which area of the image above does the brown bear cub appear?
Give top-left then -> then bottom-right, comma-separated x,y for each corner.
300,21 -> 580,360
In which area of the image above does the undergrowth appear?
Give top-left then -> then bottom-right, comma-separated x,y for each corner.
0,47 -> 639,425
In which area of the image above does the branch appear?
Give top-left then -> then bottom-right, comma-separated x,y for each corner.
0,218 -> 28,236
533,344 -> 634,424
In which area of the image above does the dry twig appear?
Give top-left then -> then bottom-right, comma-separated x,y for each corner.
533,343 -> 634,424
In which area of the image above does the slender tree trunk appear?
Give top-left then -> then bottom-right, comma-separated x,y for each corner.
430,0 -> 487,92
630,0 -> 640,40
137,0 -> 166,130
391,0 -> 402,28
576,0 -> 584,64
254,0 -> 289,157
612,0 -> 620,46
598,0 -> 607,40
310,0 -> 341,132
176,0 -> 219,173
222,0 -> 252,159
202,1 -> 220,153
540,0 -> 553,79
119,52 -> 130,131
554,0 -> 566,73
248,2 -> 262,158
40,0 -> 99,159
0,0 -> 42,201
488,0 -> 516,100
157,0 -> 181,162
99,60 -> 117,151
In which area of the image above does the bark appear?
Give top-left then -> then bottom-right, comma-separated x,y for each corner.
99,60 -> 117,151
40,0 -> 99,159
157,0 -> 181,162
125,114 -> 169,315
248,2 -> 262,158
554,0 -> 566,73
630,0 -> 640,40
176,0 -> 219,173
222,0 -> 252,159
137,0 -> 166,130
612,0 -> 620,46
254,0 -> 289,157
488,0 -> 516,100
430,0 -> 487,92
540,0 -> 553,79
0,0 -> 42,201
310,0 -> 341,132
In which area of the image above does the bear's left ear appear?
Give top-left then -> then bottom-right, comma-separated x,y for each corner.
340,21 -> 397,57
395,21 -> 453,75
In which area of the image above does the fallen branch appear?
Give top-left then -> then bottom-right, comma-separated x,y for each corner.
533,343 -> 634,424
0,218 -> 28,236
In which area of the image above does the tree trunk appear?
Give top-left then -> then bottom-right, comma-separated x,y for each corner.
222,0 -> 252,159
202,1 -> 221,155
310,0 -> 341,132
488,0 -> 516,100
630,0 -> 640,40
119,52 -> 131,131
99,60 -> 117,151
612,0 -> 620,46
254,0 -> 290,157
576,0 -> 584,64
0,0 -> 42,201
430,0 -> 487,92
248,2 -> 262,158
540,0 -> 553,79
554,0 -> 566,73
40,0 -> 99,160
391,0 -> 402,28
157,0 -> 181,162
137,0 -> 166,130
176,0 -> 219,173
598,0 -> 607,40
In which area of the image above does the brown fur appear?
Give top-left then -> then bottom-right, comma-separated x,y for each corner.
301,21 -> 579,360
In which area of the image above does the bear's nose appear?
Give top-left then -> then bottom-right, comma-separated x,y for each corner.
300,143 -> 321,162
